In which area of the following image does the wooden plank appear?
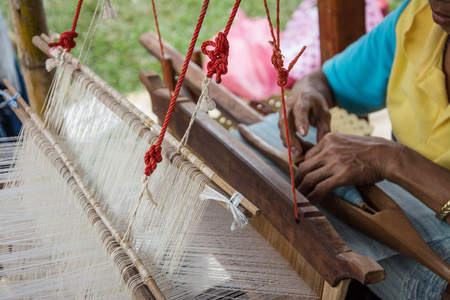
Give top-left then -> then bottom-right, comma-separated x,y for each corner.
8,0 -> 53,115
317,0 -> 365,63
140,70 -> 385,288
139,31 -> 264,125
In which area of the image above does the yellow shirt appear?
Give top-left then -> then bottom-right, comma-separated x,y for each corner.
388,0 -> 450,169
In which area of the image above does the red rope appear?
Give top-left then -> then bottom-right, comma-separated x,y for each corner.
263,0 -> 306,221
201,0 -> 241,84
144,0 -> 212,176
48,0 -> 84,52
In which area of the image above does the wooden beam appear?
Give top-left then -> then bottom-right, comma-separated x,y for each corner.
8,0 -> 53,115
318,0 -> 365,63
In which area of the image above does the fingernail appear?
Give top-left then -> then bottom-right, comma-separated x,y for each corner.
299,126 -> 306,136
291,147 -> 301,157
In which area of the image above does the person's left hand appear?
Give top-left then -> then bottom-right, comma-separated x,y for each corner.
295,132 -> 398,203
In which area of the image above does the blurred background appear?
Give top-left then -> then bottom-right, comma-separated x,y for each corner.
0,0 -> 403,96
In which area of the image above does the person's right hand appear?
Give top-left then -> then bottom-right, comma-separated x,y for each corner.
278,70 -> 333,156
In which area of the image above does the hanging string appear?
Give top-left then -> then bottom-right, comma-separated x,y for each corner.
263,0 -> 306,221
144,0 -> 212,176
178,0 -> 241,149
103,0 -> 118,19
78,0 -> 104,63
48,0 -> 84,52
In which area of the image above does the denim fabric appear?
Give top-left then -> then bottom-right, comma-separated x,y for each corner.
232,113 -> 450,299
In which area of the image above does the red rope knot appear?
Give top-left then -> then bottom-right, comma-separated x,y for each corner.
144,145 -> 162,176
48,31 -> 79,52
268,41 -> 289,87
201,32 -> 229,84
271,50 -> 289,87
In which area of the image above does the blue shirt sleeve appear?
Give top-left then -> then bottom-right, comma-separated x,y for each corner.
322,0 -> 410,116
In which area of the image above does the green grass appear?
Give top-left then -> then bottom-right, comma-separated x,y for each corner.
1,0 -> 298,94
1,0 -> 405,94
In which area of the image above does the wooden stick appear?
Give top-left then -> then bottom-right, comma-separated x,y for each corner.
329,185 -> 450,283
4,80 -> 166,300
32,34 -> 260,217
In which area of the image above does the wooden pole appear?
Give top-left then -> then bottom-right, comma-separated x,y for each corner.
8,0 -> 53,116
317,0 -> 365,63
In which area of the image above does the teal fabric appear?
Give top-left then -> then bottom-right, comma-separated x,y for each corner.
322,0 -> 410,116
232,113 -> 450,299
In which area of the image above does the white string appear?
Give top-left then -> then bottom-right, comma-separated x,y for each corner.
103,0 -> 119,19
123,175 -> 156,243
199,185 -> 248,230
178,77 -> 216,150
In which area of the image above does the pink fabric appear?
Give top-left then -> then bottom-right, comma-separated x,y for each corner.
203,0 -> 385,101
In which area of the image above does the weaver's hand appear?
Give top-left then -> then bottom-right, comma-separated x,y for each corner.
295,133 -> 399,203
278,70 -> 335,156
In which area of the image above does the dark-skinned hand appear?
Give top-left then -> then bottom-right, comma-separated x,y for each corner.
295,132 -> 399,203
278,86 -> 331,156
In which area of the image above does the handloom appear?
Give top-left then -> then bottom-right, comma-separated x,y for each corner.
1,0 -> 389,298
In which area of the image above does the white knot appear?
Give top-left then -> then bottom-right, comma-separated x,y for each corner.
46,48 -> 65,72
199,185 -> 248,231
103,0 -> 119,19
45,58 -> 57,72
199,77 -> 216,112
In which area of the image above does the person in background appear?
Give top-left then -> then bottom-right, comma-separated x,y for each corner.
280,0 -> 450,222
0,7 -> 27,137
279,1 -> 450,298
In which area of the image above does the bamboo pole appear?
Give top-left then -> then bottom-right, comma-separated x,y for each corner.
32,34 -> 260,217
8,0 -> 53,115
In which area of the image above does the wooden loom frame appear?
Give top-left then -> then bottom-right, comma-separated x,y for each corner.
5,0 -> 386,299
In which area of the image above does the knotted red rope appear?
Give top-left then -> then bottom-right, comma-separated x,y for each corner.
48,0 -> 84,52
144,145 -> 162,176
201,32 -> 229,84
263,0 -> 306,221
201,0 -> 241,84
144,0 -> 212,176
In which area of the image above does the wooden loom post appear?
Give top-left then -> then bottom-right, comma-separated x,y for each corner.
7,0 -> 53,115
317,0 -> 365,63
